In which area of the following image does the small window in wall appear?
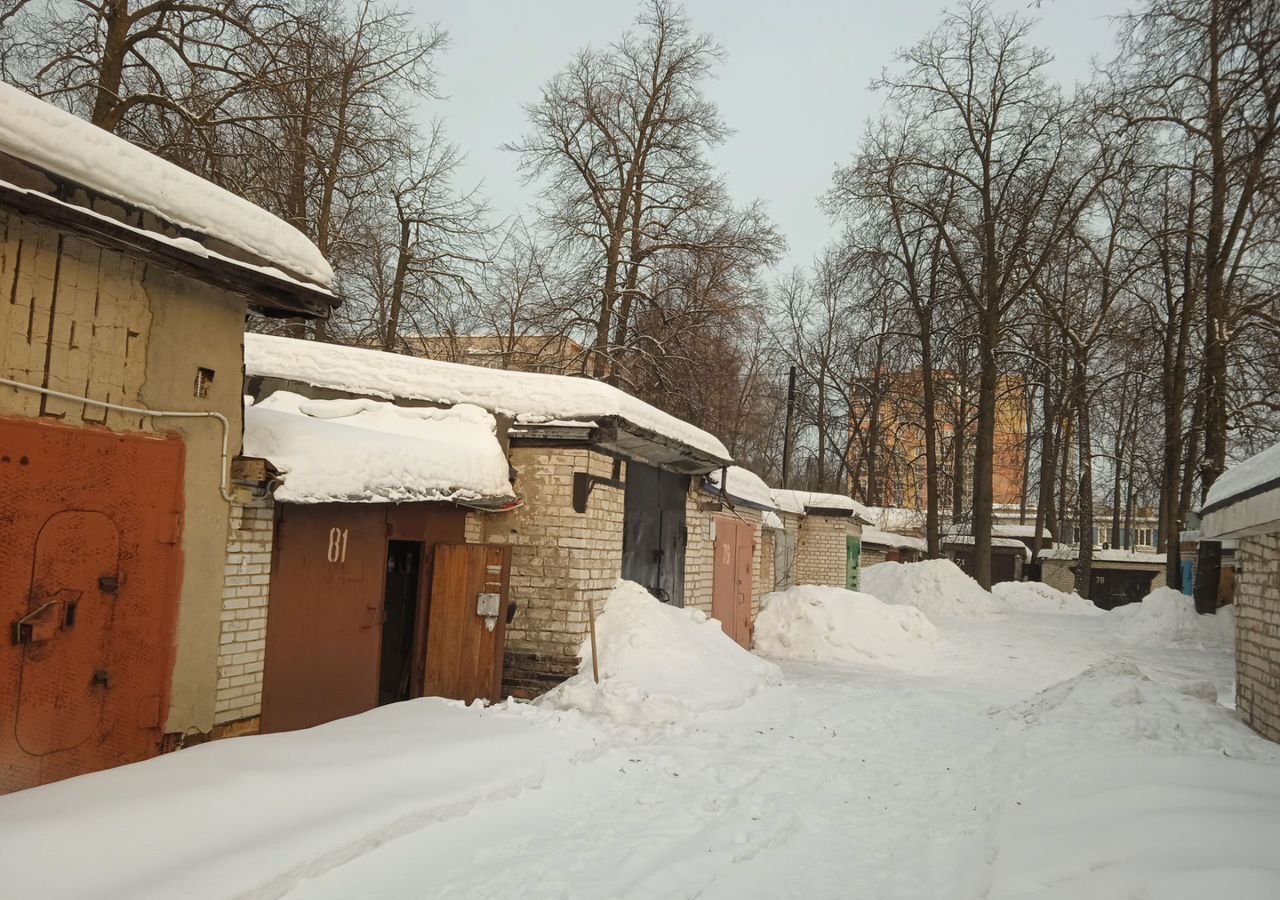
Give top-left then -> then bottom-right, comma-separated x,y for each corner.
194,367 -> 215,399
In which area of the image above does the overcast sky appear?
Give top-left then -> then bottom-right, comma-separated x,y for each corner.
414,0 -> 1126,270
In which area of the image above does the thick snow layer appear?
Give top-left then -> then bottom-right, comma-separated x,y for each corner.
1041,546 -> 1164,563
860,559 -> 1000,618
244,391 -> 514,504
754,586 -> 939,668
706,465 -> 776,510
944,533 -> 1032,561
1105,587 -> 1235,647
860,527 -> 927,552
1203,438 -> 1280,509
245,334 -> 730,462
0,699 -> 596,900
769,488 -> 857,515
540,581 -> 781,725
991,581 -> 1103,616
2,589 -> 1273,899
761,510 -> 784,530
0,83 -> 332,287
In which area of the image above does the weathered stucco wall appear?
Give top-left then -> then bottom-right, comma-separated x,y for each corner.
467,447 -> 624,698
0,210 -> 246,736
1235,534 -> 1280,742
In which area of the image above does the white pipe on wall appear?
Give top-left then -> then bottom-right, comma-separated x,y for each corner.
0,376 -> 234,503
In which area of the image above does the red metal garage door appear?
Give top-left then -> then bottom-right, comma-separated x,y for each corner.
1,417 -> 185,794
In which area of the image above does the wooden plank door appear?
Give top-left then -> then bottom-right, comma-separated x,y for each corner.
713,518 -> 755,649
424,544 -> 511,703
260,504 -> 387,733
732,520 -> 755,648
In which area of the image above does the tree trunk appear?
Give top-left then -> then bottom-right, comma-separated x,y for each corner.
1073,359 -> 1094,598
91,0 -> 131,130
920,317 -> 941,558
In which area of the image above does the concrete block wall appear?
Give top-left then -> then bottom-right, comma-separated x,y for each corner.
795,514 -> 848,588
1236,534 -> 1280,743
213,495 -> 274,727
468,447 -> 624,698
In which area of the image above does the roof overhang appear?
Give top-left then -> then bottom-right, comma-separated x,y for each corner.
698,481 -> 777,513
0,177 -> 337,319
1201,484 -> 1280,540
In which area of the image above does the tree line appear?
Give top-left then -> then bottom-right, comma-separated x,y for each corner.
4,0 -> 1277,603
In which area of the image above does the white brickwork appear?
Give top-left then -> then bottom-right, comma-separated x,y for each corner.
214,496 -> 274,725
468,447 -> 624,697
795,514 -> 848,588
1236,533 -> 1280,743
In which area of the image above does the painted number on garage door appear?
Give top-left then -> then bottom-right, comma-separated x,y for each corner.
327,528 -> 349,563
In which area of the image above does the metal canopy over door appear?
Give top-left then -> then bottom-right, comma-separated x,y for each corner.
423,544 -> 512,703
260,504 -> 389,733
621,462 -> 688,606
1,417 -> 184,794
712,517 -> 755,649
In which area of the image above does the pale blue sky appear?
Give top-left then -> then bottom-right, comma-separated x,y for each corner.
415,0 -> 1126,268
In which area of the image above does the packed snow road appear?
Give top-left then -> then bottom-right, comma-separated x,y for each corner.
282,611 -> 1263,900
2,572 -> 1276,900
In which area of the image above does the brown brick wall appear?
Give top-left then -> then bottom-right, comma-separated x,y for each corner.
1236,533 -> 1280,743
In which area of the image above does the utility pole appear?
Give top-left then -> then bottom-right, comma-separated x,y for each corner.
782,365 -> 797,488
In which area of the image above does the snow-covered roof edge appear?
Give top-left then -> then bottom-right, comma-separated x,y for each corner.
705,466 -> 777,511
245,334 -> 731,464
860,528 -> 927,552
0,82 -> 333,289
1201,440 -> 1280,539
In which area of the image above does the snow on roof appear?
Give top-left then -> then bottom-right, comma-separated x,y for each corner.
860,528 -> 927,552
245,334 -> 730,462
761,511 -> 784,530
0,82 -> 332,288
769,489 -> 858,516
1040,547 -> 1165,564
992,523 -> 1053,540
943,534 -> 1032,560
1203,441 -> 1280,513
706,466 -> 777,511
858,505 -> 925,532
244,392 -> 515,505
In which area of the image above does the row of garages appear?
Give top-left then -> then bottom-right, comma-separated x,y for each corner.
0,85 -> 873,793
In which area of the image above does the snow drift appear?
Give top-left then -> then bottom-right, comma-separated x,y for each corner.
860,559 -> 1000,618
991,581 -> 1103,616
0,700 -> 594,900
541,581 -> 781,725
754,585 -> 939,668
1105,587 -> 1235,648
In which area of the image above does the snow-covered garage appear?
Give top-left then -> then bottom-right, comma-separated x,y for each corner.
235,335 -> 732,707
1201,440 -> 1280,743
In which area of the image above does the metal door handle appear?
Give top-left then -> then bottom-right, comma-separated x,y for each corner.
11,600 -> 57,645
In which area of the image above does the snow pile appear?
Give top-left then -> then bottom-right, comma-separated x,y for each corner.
754,586 -> 939,668
1105,588 -> 1235,647
0,699 -> 594,900
245,334 -> 729,461
706,465 -> 776,510
1008,659 -> 1251,754
244,392 -> 515,504
860,559 -> 1000,618
541,581 -> 781,725
0,82 -> 332,287
991,581 -> 1102,616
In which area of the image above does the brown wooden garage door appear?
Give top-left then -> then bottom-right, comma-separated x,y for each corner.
260,504 -> 510,733
1,417 -> 185,794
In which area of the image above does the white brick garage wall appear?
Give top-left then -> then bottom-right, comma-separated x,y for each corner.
1236,533 -> 1280,742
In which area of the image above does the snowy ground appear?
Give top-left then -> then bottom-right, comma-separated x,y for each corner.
2,584 -> 1276,899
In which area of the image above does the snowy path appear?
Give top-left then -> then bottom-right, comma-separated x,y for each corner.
280,613 -> 1269,900
3,607 -> 1273,900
